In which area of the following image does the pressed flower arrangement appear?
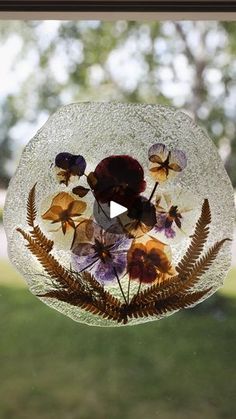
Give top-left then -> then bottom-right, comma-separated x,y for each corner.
4,103 -> 234,326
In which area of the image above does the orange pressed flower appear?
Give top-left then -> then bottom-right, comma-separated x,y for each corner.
127,237 -> 176,284
42,192 -> 87,235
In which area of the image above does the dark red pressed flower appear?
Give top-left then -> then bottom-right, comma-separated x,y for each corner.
127,239 -> 175,284
128,246 -> 157,283
87,155 -> 146,208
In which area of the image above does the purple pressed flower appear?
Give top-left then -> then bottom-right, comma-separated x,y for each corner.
71,220 -> 132,285
55,152 -> 86,175
163,226 -> 176,239
154,204 -> 182,238
55,152 -> 86,186
148,143 -> 187,183
150,189 -> 201,243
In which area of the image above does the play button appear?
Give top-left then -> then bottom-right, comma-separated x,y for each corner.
93,198 -> 128,234
93,194 -> 156,237
110,201 -> 127,219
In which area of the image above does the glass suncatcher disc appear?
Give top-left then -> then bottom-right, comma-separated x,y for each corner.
4,103 -> 235,327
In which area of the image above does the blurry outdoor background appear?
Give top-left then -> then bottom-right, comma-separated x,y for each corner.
0,20 -> 236,418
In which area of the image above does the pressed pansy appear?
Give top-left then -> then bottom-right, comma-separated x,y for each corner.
122,196 -> 157,238
155,204 -> 182,238
152,189 -> 199,243
148,143 -> 187,183
71,220 -> 132,285
55,152 -> 86,186
87,155 -> 146,208
127,236 -> 176,284
42,192 -> 87,235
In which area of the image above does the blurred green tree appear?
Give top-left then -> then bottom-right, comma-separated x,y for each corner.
0,21 -> 235,187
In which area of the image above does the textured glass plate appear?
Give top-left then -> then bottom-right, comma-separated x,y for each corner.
4,103 -> 235,327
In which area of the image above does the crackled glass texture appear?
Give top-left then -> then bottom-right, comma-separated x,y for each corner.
4,103 -> 235,327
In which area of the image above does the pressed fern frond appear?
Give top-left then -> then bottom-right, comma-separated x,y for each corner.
133,199 -> 212,306
80,271 -> 122,309
39,288 -> 122,323
26,184 -> 54,252
17,226 -> 122,321
128,288 -> 211,320
80,270 -> 107,295
131,275 -> 181,305
30,225 -> 54,253
176,199 -> 211,278
179,238 -> 230,289
17,228 -> 78,290
27,183 -> 37,228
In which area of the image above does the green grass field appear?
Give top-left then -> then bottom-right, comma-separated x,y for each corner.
0,259 -> 236,419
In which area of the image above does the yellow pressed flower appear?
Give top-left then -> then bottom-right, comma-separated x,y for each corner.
42,192 -> 87,235
148,143 -> 187,183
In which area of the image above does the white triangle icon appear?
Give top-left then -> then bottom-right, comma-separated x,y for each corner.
110,201 -> 127,219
